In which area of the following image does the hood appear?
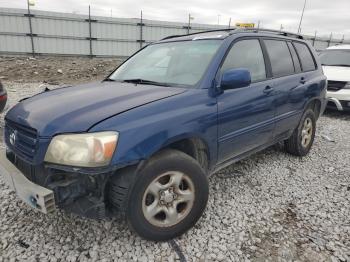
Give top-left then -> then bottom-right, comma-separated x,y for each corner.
6,81 -> 186,137
322,66 -> 350,82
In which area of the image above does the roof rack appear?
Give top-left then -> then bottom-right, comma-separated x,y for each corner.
161,34 -> 186,40
161,29 -> 234,41
234,28 -> 304,39
161,27 -> 304,41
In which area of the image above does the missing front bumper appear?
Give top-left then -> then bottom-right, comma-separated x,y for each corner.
0,151 -> 56,214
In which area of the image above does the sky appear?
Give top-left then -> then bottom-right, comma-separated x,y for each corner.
0,0 -> 349,39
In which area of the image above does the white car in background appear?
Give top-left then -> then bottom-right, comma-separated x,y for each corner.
320,45 -> 350,111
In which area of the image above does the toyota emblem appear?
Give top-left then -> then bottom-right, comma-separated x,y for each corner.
9,131 -> 17,146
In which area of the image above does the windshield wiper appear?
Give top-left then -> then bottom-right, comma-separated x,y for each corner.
122,78 -> 172,87
104,78 -> 116,82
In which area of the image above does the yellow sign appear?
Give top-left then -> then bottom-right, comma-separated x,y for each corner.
28,0 -> 35,6
236,23 -> 255,28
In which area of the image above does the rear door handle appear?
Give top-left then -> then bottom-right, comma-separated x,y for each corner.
300,77 -> 306,84
263,85 -> 274,94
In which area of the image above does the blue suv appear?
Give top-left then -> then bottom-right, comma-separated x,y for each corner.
0,29 -> 327,241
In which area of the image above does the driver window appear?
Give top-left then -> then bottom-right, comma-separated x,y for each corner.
221,39 -> 267,82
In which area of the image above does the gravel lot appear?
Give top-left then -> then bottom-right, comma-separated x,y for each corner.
0,57 -> 349,261
0,56 -> 120,85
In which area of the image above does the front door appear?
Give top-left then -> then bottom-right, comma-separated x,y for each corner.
217,38 -> 275,163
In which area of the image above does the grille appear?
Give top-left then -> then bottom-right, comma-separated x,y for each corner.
327,81 -> 347,91
15,155 -> 34,180
5,120 -> 38,162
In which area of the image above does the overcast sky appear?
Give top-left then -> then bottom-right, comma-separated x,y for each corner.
0,0 -> 349,39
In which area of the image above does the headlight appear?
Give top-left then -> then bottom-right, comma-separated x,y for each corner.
44,131 -> 118,167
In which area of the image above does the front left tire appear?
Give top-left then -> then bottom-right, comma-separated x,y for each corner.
109,149 -> 209,241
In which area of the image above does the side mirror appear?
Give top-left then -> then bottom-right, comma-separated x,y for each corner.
221,68 -> 252,90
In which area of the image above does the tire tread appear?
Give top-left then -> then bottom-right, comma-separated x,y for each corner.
285,109 -> 316,156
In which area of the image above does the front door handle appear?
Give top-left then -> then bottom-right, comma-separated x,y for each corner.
263,85 -> 274,94
300,77 -> 306,84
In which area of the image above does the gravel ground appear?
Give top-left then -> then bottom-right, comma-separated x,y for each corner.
0,58 -> 349,261
0,56 -> 121,85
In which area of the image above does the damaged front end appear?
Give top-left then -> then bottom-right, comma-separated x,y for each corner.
6,150 -> 113,219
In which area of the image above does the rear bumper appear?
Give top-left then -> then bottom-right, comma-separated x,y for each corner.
0,150 -> 56,214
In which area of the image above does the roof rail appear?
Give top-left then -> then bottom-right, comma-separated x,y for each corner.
161,28 -> 234,41
236,28 -> 304,39
161,35 -> 186,40
160,27 -> 304,41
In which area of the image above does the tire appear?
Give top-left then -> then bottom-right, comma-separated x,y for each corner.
115,149 -> 209,241
108,166 -> 136,214
284,109 -> 316,156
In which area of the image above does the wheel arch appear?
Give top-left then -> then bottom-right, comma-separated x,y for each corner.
304,98 -> 322,119
110,134 -> 212,181
159,137 -> 210,172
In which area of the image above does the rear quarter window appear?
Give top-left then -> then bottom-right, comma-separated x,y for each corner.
287,42 -> 302,73
293,42 -> 317,71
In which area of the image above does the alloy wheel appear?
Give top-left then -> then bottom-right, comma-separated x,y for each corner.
301,117 -> 313,148
142,171 -> 195,227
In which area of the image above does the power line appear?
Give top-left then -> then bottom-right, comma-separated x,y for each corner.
297,0 -> 307,34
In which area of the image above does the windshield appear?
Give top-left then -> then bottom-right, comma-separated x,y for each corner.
320,50 -> 350,67
109,40 -> 222,87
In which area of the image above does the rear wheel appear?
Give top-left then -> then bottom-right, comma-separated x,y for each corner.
285,109 -> 316,156
109,149 -> 209,241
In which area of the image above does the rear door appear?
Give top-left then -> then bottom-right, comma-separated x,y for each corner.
292,41 -> 319,107
262,38 -> 303,138
217,38 -> 275,163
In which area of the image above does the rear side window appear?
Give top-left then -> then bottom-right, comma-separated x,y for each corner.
287,42 -> 302,73
221,39 -> 266,82
293,42 -> 316,71
264,40 -> 295,77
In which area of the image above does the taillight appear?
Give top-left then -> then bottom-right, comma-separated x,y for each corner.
0,94 -> 7,101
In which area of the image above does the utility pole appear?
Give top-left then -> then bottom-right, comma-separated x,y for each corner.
139,10 -> 144,49
217,14 -> 221,25
187,14 -> 191,34
280,24 -> 283,32
313,30 -> 317,46
328,32 -> 333,47
228,17 -> 231,29
187,14 -> 194,34
88,5 -> 93,58
297,0 -> 307,34
27,0 -> 35,57
257,20 -> 261,29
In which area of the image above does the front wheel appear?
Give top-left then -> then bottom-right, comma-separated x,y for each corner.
284,109 -> 316,156
125,149 -> 209,241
